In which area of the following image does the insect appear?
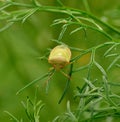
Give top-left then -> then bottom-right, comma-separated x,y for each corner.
17,45 -> 72,103
48,45 -> 72,103
48,45 -> 71,70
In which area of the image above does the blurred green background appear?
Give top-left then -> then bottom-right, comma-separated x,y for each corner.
0,0 -> 120,121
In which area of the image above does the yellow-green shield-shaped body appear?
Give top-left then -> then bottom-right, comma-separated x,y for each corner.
48,45 -> 71,70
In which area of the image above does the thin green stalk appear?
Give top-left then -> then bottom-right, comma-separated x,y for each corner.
68,21 -> 113,40
16,71 -> 53,95
11,2 -> 34,8
71,41 -> 118,63
1,1 -> 120,37
82,0 -> 91,13
0,2 -> 12,11
58,63 -> 73,104
103,76 -> 117,107
4,111 -> 20,122
36,6 -> 120,35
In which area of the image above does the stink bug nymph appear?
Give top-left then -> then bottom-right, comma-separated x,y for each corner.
48,45 -> 71,70
16,45 -> 72,102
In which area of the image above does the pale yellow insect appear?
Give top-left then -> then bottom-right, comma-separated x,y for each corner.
48,45 -> 71,70
16,45 -> 72,98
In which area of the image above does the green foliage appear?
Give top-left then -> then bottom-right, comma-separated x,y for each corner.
5,88 -> 45,122
0,0 -> 120,122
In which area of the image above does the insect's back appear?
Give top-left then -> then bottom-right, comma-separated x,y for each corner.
48,45 -> 71,70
